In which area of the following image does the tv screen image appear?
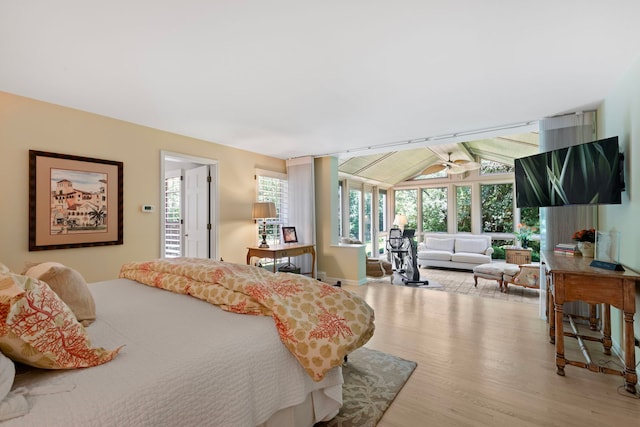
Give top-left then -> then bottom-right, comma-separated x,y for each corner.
515,136 -> 624,208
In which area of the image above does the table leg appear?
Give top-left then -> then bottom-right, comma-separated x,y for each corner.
554,300 -> 565,376
548,288 -> 555,345
589,304 -> 598,331
623,311 -> 638,394
602,304 -> 612,356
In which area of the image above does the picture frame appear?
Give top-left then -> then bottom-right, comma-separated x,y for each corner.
29,150 -> 123,251
282,226 -> 298,244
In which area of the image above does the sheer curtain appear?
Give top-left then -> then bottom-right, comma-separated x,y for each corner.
539,112 -> 597,319
286,157 -> 316,276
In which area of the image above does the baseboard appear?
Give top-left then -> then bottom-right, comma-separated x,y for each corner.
322,274 -> 367,286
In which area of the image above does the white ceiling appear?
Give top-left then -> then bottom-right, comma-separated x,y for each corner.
2,1 -> 640,160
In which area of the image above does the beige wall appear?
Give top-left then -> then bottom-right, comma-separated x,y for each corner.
597,56 -> 640,365
314,156 -> 366,285
0,92 -> 285,282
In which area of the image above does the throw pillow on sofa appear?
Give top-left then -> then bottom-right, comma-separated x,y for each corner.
454,238 -> 487,254
425,238 -> 455,252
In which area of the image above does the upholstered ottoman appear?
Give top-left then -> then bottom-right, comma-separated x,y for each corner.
502,263 -> 541,293
473,263 -> 520,292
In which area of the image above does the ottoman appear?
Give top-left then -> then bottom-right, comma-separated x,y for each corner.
473,263 -> 520,292
502,263 -> 540,293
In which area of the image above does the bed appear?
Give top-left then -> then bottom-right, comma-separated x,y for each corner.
0,258 -> 375,426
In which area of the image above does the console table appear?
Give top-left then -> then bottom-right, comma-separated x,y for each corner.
542,250 -> 639,393
246,244 -> 316,278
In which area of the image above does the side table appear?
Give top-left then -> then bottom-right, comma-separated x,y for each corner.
505,247 -> 532,265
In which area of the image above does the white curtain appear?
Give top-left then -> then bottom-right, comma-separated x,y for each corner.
286,157 -> 316,277
539,112 -> 597,320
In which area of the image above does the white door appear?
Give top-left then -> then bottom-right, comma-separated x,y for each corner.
184,165 -> 210,258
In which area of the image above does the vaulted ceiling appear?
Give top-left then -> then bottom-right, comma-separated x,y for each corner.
339,132 -> 540,185
2,2 -> 639,165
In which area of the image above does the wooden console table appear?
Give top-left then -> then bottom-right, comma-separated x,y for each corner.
246,244 -> 316,278
542,250 -> 639,393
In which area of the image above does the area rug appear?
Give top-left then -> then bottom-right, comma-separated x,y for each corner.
315,347 -> 417,427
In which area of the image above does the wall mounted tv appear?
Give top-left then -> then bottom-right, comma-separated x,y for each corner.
514,136 -> 625,208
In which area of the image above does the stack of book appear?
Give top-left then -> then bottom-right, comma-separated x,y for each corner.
554,243 -> 579,255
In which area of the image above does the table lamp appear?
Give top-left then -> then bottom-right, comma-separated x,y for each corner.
393,214 -> 408,231
252,202 -> 277,248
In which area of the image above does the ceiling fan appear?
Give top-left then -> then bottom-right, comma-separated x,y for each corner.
421,152 -> 481,175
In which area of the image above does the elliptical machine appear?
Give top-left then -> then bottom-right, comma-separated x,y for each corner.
386,228 -> 429,287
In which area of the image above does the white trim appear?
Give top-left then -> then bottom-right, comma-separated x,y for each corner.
160,151 -> 219,260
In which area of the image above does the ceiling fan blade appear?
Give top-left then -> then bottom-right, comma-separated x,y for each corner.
453,160 -> 481,170
446,165 -> 468,174
421,164 -> 446,175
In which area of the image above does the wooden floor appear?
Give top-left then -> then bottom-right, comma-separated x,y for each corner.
344,280 -> 640,426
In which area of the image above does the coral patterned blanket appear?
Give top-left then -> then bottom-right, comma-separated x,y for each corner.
119,258 -> 374,381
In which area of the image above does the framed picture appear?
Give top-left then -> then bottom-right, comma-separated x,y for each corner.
29,150 -> 123,251
282,226 -> 298,244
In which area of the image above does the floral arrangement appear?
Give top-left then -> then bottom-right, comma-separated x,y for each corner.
572,228 -> 596,243
514,223 -> 537,247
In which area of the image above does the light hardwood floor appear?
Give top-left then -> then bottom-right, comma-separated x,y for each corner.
343,278 -> 640,426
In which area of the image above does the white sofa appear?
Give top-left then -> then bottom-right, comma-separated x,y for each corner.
417,234 -> 494,270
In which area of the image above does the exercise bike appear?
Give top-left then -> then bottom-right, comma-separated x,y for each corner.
386,228 -> 429,287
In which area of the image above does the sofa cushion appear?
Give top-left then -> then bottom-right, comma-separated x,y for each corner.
425,238 -> 455,252
419,250 -> 453,261
454,238 -> 487,254
451,252 -> 491,264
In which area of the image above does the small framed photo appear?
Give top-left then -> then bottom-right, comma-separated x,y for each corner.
29,150 -> 123,251
282,226 -> 298,244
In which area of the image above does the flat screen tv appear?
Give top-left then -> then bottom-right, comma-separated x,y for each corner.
514,136 -> 625,208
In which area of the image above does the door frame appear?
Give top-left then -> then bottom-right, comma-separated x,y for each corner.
160,151 -> 219,260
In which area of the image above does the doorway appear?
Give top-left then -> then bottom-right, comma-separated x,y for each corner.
161,151 -> 219,260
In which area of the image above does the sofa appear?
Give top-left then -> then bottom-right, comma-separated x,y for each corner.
417,234 -> 493,270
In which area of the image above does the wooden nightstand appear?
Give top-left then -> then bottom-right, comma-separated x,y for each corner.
505,247 -> 532,265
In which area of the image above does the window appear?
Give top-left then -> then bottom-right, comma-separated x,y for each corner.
164,174 -> 181,258
520,206 -> 540,229
481,183 -> 513,232
256,171 -> 288,246
337,181 -> 343,237
394,189 -> 417,229
349,188 -> 361,239
422,187 -> 447,232
363,189 -> 372,254
480,159 -> 514,175
456,186 -> 471,232
378,189 -> 387,232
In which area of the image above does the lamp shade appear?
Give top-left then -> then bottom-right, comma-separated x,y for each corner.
393,214 -> 408,227
252,202 -> 277,219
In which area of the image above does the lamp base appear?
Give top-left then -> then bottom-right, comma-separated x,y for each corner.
259,233 -> 269,248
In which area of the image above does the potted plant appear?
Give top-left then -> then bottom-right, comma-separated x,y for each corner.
514,223 -> 536,249
572,228 -> 596,257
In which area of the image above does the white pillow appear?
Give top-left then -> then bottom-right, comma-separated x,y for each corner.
425,238 -> 455,252
455,238 -> 488,254
0,263 -> 8,274
0,353 -> 14,401
0,351 -> 27,421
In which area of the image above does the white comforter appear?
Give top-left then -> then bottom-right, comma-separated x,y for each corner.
5,279 -> 342,426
